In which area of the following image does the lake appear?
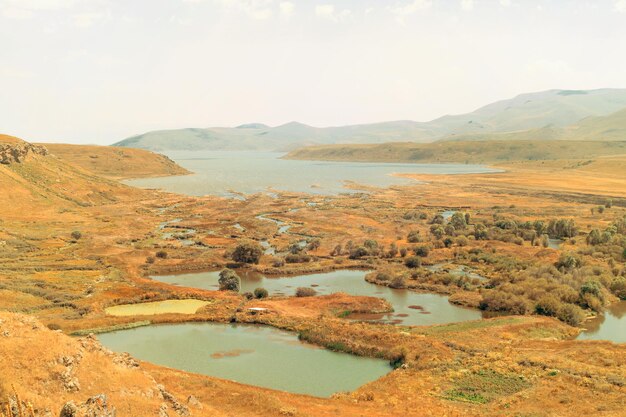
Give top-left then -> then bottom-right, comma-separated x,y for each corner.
152,269 -> 484,326
97,322 -> 390,397
125,151 -> 500,197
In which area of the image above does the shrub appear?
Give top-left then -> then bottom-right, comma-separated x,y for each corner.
242,292 -> 254,300
285,253 -> 311,263
456,236 -> 469,247
349,246 -> 370,259
295,287 -> 316,297
535,295 -> 561,317
555,252 -> 581,270
413,245 -> 430,257
387,243 -> 398,258
145,256 -> 155,264
272,257 -> 285,267
557,304 -> 586,326
404,256 -> 421,268
306,238 -> 321,251
389,276 -> 406,289
330,244 -> 343,256
407,231 -> 421,243
450,212 -> 467,230
479,291 -> 530,315
375,272 -> 391,281
431,214 -> 444,224
610,277 -> 626,299
155,250 -> 168,259
71,231 -> 82,240
254,287 -> 269,299
232,242 -> 263,264
218,268 -> 240,292
399,247 -> 408,257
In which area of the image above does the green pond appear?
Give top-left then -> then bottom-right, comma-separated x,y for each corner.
152,269 -> 484,326
105,299 -> 210,316
577,301 -> 626,343
97,322 -> 391,397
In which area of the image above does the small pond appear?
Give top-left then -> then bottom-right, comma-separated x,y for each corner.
152,269 -> 483,326
105,299 -> 210,316
97,322 -> 391,397
577,301 -> 626,343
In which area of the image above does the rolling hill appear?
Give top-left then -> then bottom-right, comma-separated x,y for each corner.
113,88 -> 626,151
285,140 -> 626,165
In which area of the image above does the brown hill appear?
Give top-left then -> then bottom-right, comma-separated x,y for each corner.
42,143 -> 190,180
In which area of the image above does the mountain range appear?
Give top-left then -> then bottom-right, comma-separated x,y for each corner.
113,88 -> 626,151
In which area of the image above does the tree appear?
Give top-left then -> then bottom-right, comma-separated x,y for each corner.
232,242 -> 263,264
218,268 -> 240,291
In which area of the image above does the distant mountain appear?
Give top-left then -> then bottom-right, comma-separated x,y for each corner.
113,89 -> 626,151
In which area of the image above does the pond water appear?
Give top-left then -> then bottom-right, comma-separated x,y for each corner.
97,322 -> 390,397
105,299 -> 210,316
577,301 -> 626,343
125,151 -> 500,197
152,269 -> 483,326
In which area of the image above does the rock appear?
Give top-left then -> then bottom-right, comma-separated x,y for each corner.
59,402 -> 78,417
0,142 -> 48,164
60,395 -> 114,417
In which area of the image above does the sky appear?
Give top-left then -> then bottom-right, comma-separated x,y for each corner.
1,0 -> 625,144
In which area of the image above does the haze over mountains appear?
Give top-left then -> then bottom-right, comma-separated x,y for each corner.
114,89 -> 626,152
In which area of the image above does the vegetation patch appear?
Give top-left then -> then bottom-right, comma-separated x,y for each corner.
443,370 -> 532,404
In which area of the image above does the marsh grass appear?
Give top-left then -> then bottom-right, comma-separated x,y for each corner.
443,370 -> 532,404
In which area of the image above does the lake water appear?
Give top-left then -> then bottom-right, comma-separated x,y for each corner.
577,301 -> 626,343
152,269 -> 483,326
125,151 -> 500,197
97,322 -> 390,397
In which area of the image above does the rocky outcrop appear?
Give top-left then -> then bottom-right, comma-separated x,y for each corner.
0,142 -> 48,164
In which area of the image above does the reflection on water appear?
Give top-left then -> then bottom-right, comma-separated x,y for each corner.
97,322 -> 390,397
125,151 -> 500,197
577,301 -> 626,343
152,269 -> 483,326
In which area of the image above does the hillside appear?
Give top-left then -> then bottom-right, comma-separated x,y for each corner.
0,134 -> 146,218
43,143 -> 190,180
285,140 -> 626,164
113,88 -> 626,151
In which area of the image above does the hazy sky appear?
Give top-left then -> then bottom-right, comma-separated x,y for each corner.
1,0 -> 625,144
